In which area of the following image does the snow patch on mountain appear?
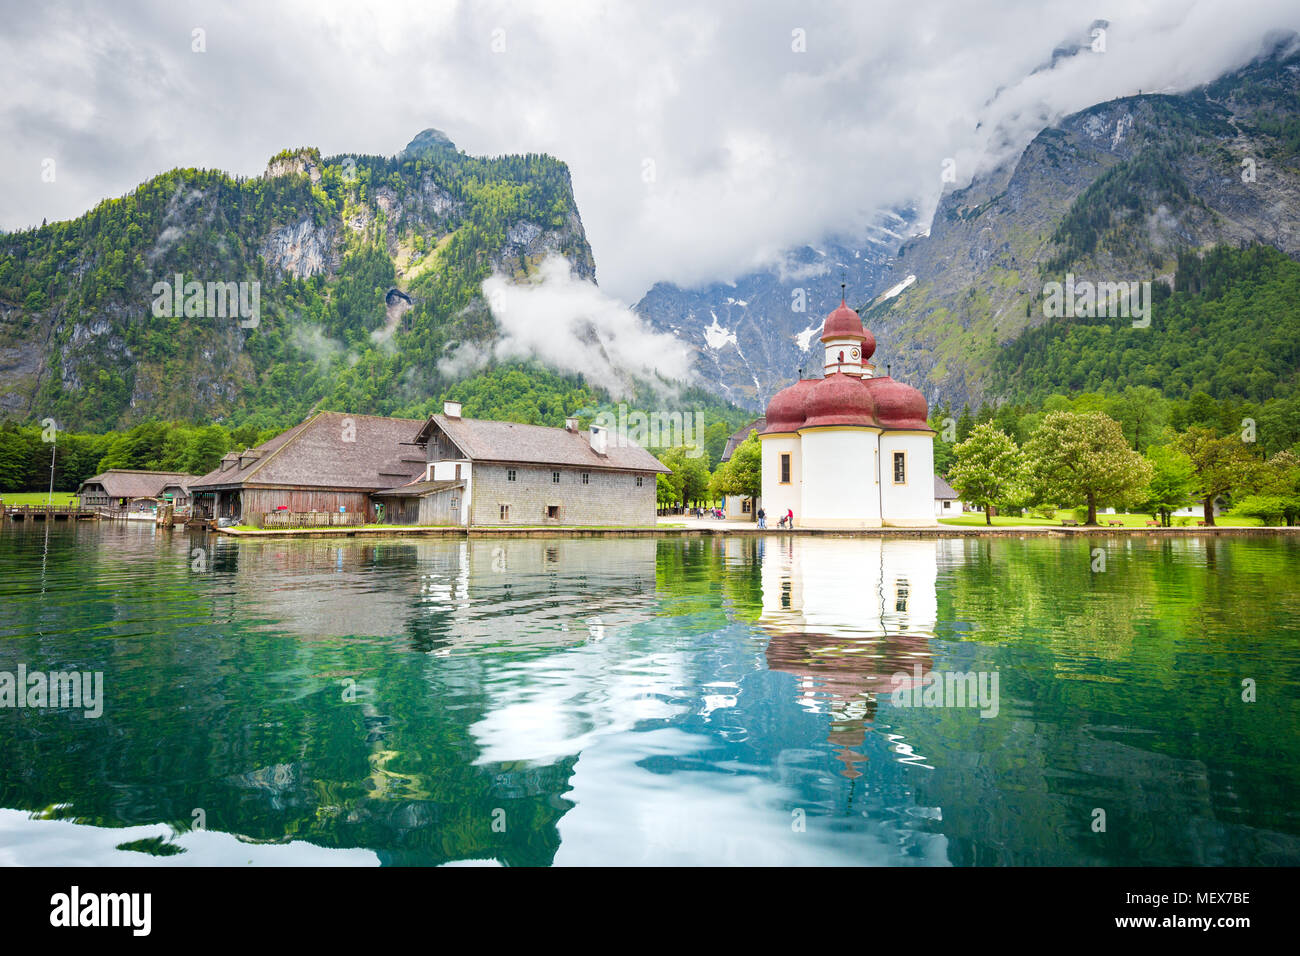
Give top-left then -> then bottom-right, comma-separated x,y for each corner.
877,274 -> 917,302
704,311 -> 738,350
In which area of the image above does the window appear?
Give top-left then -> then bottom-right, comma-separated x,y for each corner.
499,504 -> 510,521
507,469 -> 516,482
780,453 -> 791,484
581,473 -> 589,485
636,476 -> 643,487
546,505 -> 560,519
943,500 -> 951,510
742,499 -> 752,513
893,451 -> 906,484
552,471 -> 560,483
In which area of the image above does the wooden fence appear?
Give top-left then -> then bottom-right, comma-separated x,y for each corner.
252,511 -> 366,529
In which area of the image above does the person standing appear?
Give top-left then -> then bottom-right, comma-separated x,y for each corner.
757,507 -> 766,529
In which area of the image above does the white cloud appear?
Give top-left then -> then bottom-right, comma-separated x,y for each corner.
475,254 -> 695,396
1,1 -> 1297,301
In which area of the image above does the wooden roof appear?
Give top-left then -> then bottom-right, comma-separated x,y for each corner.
371,479 -> 464,498
189,412 -> 427,492
419,413 -> 671,473
77,469 -> 200,499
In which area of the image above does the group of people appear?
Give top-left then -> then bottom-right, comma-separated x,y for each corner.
685,505 -> 794,528
755,507 -> 794,529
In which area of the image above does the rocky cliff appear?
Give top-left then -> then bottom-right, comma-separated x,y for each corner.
0,129 -> 596,430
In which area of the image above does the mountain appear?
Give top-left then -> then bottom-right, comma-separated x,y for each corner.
0,129 -> 597,431
864,42 -> 1300,410
640,43 -> 1300,414
634,215 -> 917,412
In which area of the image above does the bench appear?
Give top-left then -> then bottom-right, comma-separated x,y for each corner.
1106,520 -> 1124,527
1146,520 -> 1159,527
1061,519 -> 1079,527
1196,520 -> 1206,526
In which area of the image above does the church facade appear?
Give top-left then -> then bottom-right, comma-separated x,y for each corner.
759,296 -> 936,528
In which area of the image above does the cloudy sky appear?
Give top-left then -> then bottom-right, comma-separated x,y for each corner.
2,0 -> 1298,301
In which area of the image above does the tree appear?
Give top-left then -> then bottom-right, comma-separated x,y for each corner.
185,425 -> 230,475
1104,386 -> 1168,452
1177,427 -> 1260,526
656,471 -> 682,510
1241,449 -> 1300,525
709,432 -> 761,513
1023,411 -> 1153,525
1231,494 -> 1291,526
658,446 -> 711,510
702,421 -> 732,469
947,423 -> 1022,525
1138,445 -> 1195,527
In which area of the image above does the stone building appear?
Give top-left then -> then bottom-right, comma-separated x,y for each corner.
396,402 -> 669,527
188,404 -> 667,527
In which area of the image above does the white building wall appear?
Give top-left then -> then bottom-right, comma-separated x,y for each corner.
878,433 -> 936,527
799,428 -> 880,528
429,459 -> 472,526
760,435 -> 802,523
760,537 -> 938,638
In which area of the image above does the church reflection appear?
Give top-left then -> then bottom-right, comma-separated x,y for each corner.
759,536 -> 940,778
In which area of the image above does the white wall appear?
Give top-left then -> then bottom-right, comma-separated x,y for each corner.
760,435 -> 802,523
878,434 -> 936,527
800,428 -> 879,527
429,459 -> 472,526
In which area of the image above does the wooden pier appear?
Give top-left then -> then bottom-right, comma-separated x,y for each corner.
2,504 -> 100,521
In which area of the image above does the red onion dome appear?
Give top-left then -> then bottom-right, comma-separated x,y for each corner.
800,373 -> 877,429
864,376 -> 930,430
821,301 -> 866,342
762,378 -> 817,434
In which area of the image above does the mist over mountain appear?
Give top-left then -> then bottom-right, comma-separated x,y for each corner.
0,131 -> 678,431
645,42 -> 1300,412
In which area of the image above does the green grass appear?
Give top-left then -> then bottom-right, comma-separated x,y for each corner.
939,510 -> 1266,528
0,491 -> 79,507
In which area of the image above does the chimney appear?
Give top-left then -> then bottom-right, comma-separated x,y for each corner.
565,417 -> 579,433
443,400 -> 462,419
589,424 -> 608,456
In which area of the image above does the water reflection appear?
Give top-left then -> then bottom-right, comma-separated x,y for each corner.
760,537 -> 939,777
0,524 -> 1297,865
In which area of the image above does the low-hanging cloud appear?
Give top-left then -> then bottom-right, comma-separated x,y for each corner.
2,1 -> 1299,301
455,255 -> 695,397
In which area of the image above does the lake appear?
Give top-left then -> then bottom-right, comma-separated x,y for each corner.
1,523 -> 1297,866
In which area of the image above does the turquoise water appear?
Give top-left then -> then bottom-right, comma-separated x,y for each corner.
0,523 -> 1297,865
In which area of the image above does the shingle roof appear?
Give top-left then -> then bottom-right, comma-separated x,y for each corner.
934,475 -> 958,499
372,479 -> 464,498
189,412 -> 427,491
421,414 -> 671,473
77,469 -> 200,499
721,418 -> 765,462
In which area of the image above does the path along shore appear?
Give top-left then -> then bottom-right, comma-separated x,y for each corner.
207,517 -> 1300,539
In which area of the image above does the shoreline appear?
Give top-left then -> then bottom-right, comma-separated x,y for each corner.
205,523 -> 1300,539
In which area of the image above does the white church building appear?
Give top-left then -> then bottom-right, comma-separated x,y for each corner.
760,294 -> 936,528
